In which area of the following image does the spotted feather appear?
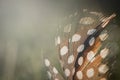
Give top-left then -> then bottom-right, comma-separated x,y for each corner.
44,10 -> 116,80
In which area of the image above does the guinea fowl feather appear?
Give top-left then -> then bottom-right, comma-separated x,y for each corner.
44,10 -> 116,80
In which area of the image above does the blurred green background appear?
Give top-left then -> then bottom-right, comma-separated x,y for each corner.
0,0 -> 120,80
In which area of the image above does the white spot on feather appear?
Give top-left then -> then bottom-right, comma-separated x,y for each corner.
77,44 -> 84,53
87,29 -> 96,35
86,68 -> 94,78
99,32 -> 108,41
47,71 -> 51,79
79,17 -> 94,25
72,34 -> 81,42
57,36 -> 60,44
60,46 -> 68,56
89,11 -> 103,17
78,57 -> 83,66
55,78 -> 59,80
65,68 -> 71,77
76,71 -> 83,79
69,38 -> 71,43
53,67 -> 58,74
55,36 -> 61,45
98,64 -> 109,74
68,55 -> 74,64
44,59 -> 50,67
87,51 -> 95,62
89,37 -> 95,46
100,48 -> 109,58
100,78 -> 107,80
